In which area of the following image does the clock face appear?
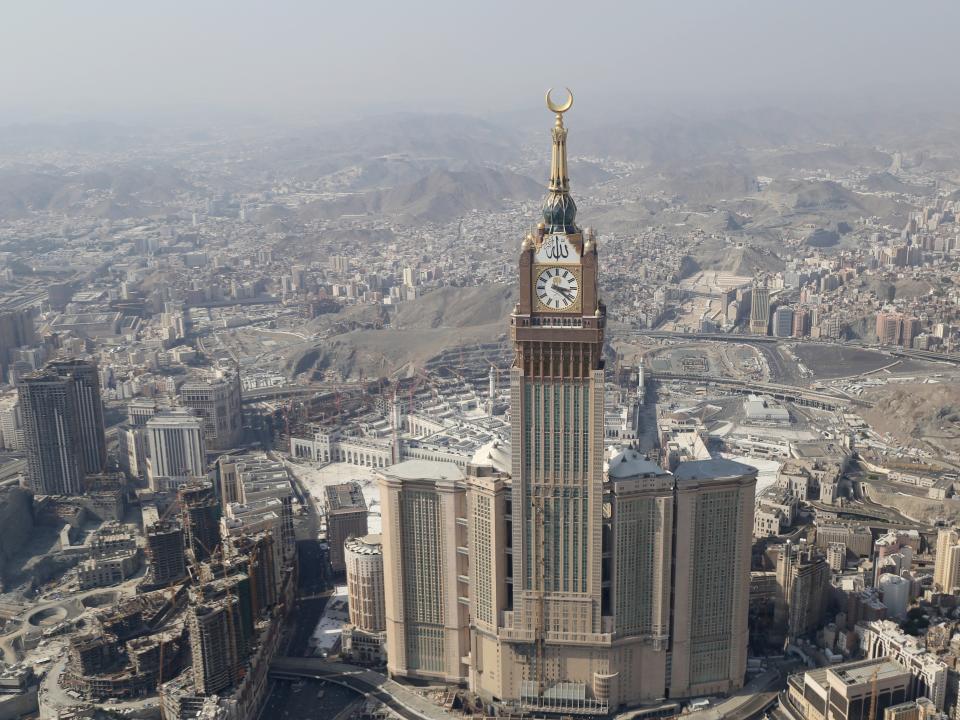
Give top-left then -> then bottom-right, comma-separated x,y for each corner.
536,267 -> 579,310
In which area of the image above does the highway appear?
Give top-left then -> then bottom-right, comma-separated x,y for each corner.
269,658 -> 458,720
648,370 -> 871,409
636,330 -> 960,366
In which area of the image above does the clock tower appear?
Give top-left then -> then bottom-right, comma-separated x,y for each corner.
502,89 -> 611,712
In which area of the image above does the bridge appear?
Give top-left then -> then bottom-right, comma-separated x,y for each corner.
268,657 -> 457,720
242,386 -> 323,402
635,330 -> 960,366
648,370 -> 871,410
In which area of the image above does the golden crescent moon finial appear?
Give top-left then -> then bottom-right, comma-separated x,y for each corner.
546,87 -> 574,114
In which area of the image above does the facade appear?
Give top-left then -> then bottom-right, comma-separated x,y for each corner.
343,533 -> 386,664
0,309 -> 37,379
145,521 -> 188,586
858,620 -> 948,711
17,370 -> 85,495
325,481 -> 368,574
772,305 -> 794,337
47,359 -> 107,476
0,394 -> 23,450
775,541 -> 830,642
668,459 -> 755,699
787,657 -> 912,720
750,285 -> 770,335
381,99 -> 757,713
933,528 -> 960,593
187,596 -> 245,695
180,370 -> 243,452
179,481 -> 222,562
217,456 -> 295,561
146,410 -> 207,492
380,460 -> 469,683
817,523 -> 874,558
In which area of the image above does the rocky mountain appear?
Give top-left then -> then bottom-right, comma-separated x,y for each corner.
285,284 -> 517,380
298,166 -> 542,223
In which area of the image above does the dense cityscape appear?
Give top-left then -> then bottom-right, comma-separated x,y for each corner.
3,5 -> 960,720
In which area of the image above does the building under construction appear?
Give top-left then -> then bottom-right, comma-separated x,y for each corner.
145,520 -> 188,587
179,480 -> 222,563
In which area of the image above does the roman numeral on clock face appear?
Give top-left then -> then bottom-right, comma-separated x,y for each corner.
535,267 -> 579,310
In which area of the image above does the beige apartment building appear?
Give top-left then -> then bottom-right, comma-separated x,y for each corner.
933,528 -> 960,593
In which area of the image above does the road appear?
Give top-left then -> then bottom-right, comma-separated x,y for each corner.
688,670 -> 781,720
270,658 -> 458,720
636,330 -> 960,366
649,370 -> 868,409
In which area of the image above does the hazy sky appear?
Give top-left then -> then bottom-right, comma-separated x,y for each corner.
2,0 -> 958,123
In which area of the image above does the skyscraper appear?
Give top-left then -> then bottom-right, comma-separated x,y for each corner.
382,92 -> 758,713
381,460 -> 468,682
47,359 -> 107,476
180,370 -> 243,452
774,541 -> 830,643
343,533 -> 387,664
750,284 -> 770,335
179,480 -> 222,562
146,410 -> 206,492
504,89 -> 610,709
325,481 -> 368,574
187,593 -> 246,695
0,309 -> 37,381
934,528 -> 960,594
17,370 -> 85,495
772,305 -> 794,338
145,521 -> 188,586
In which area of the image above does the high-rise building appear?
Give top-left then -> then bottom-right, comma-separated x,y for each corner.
876,310 -> 901,345
180,481 -> 222,562
187,594 -> 246,695
128,397 -> 163,427
145,521 -> 188,586
0,309 -> 37,379
773,306 -> 794,337
792,307 -> 811,338
382,96 -> 757,712
0,394 -> 24,451
17,370 -> 84,495
46,359 -> 107,476
180,371 -> 243,452
933,528 -> 960,594
146,410 -> 206,492
381,460 -> 468,682
325,481 -> 368,574
343,533 -> 387,664
668,459 -> 755,698
775,541 -> 830,642
750,285 -> 770,335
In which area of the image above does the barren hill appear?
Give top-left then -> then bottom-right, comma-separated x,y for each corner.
286,284 -> 517,381
298,167 -> 541,223
861,382 -> 960,456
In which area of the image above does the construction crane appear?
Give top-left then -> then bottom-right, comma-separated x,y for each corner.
532,493 -> 547,699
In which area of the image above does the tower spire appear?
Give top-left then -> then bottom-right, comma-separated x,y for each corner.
542,88 -> 577,233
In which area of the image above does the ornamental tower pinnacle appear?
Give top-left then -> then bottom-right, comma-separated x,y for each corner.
542,88 -> 578,233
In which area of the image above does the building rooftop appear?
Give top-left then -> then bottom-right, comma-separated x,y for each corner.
606,448 -> 665,479
325,481 -> 367,514
344,534 -> 383,556
383,459 -> 464,483
831,658 -> 905,686
674,458 -> 757,481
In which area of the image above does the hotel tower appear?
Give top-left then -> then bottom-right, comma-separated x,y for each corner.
382,92 -> 756,714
